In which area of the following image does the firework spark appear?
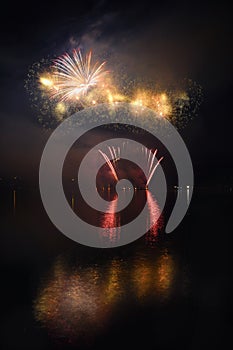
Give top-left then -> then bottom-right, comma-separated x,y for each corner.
146,156 -> 163,186
99,150 -> 119,181
49,49 -> 107,102
25,48 -> 202,129
99,143 -> 163,187
135,146 -> 163,186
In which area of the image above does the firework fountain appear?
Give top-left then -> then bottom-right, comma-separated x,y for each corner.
99,143 -> 163,188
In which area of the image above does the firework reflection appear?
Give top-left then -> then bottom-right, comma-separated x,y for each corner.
34,247 -> 180,345
97,191 -> 163,245
145,191 -> 164,244
99,193 -> 121,244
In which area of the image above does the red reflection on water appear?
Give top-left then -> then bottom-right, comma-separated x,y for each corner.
99,190 -> 163,245
99,193 -> 121,244
145,191 -> 164,244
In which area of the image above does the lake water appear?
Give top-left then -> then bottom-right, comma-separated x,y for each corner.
0,185 -> 232,349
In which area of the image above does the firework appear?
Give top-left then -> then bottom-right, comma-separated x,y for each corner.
146,156 -> 163,186
131,90 -> 172,118
46,49 -> 107,102
99,143 -> 163,187
99,150 -> 119,181
25,48 -> 202,130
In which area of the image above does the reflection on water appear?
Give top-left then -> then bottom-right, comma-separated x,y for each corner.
174,186 -> 192,206
10,187 -> 165,245
99,193 -> 121,244
34,247 -> 187,345
71,193 -> 75,210
145,191 -> 163,244
187,186 -> 190,205
13,190 -> 16,214
0,187 -> 192,347
98,190 -> 163,246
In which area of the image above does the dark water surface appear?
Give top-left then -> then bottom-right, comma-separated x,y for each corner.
0,186 -> 232,349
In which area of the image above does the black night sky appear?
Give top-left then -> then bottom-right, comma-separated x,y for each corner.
1,0 -> 232,184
